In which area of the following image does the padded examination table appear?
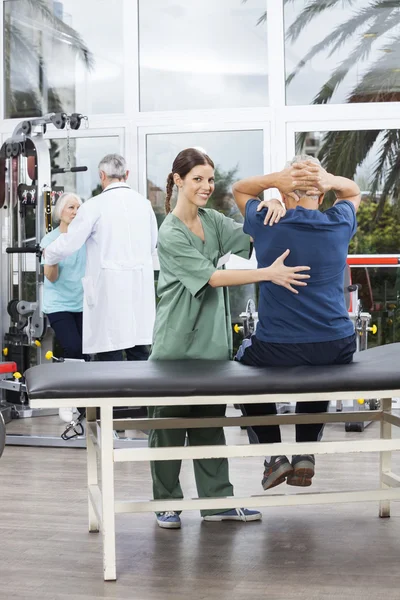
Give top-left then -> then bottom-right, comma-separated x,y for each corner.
25,343 -> 400,581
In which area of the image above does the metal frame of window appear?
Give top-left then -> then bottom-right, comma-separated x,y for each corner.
137,122 -> 270,197
0,0 -> 399,207
0,0 -> 399,274
0,0 -> 399,170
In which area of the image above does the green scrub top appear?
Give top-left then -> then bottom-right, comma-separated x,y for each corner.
151,208 -> 251,360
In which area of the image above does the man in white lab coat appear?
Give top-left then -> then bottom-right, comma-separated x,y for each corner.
44,154 -> 158,361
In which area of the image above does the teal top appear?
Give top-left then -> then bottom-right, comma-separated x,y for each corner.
41,227 -> 86,314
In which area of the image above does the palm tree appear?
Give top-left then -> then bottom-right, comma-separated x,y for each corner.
285,0 -> 400,219
4,0 -> 94,117
207,165 -> 241,220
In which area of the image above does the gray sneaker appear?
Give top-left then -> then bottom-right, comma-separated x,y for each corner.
262,455 -> 293,490
287,454 -> 315,487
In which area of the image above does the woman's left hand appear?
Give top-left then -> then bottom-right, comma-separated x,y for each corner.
257,199 -> 286,226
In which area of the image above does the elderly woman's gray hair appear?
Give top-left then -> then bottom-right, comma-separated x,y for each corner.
98,154 -> 127,180
53,192 -> 82,223
286,154 -> 321,202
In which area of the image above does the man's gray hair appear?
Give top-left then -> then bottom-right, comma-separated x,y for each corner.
286,154 -> 321,201
98,154 -> 127,179
53,192 -> 82,223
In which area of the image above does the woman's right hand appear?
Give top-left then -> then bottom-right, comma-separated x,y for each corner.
261,249 -> 310,294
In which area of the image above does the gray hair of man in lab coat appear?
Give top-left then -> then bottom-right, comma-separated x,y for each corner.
98,154 -> 127,180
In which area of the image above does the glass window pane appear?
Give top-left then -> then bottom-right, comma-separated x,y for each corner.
50,136 -> 121,199
4,0 -> 124,118
139,0 -> 268,111
147,130 -> 263,225
295,128 -> 400,255
285,0 -> 400,105
147,129 -> 263,320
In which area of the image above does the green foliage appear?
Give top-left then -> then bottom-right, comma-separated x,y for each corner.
350,200 -> 400,254
91,184 -> 103,198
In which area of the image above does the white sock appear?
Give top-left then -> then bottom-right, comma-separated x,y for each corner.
265,456 -> 272,463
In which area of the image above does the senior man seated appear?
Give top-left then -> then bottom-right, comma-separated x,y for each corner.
232,155 -> 361,491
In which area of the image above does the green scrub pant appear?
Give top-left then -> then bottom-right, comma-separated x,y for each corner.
148,404 -> 234,516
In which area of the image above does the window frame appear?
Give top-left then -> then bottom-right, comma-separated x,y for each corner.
0,0 -> 399,200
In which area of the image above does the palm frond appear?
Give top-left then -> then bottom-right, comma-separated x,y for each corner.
318,130 -> 381,178
310,56 -> 362,105
6,23 -> 45,115
295,132 -> 309,154
370,129 -> 400,199
346,34 -> 400,103
310,24 -> 399,105
286,28 -> 345,86
9,0 -> 94,69
286,0 -> 356,43
287,4 -> 395,86
327,5 -> 398,58
6,22 -> 64,116
375,142 -> 400,220
368,130 -> 400,220
240,0 -> 266,25
317,128 -> 400,223
257,12 -> 267,25
351,51 -> 400,102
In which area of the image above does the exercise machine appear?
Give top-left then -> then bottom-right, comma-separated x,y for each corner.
0,112 -> 88,443
0,116 -> 149,448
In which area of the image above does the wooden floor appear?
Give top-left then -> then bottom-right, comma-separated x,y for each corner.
1,409 -> 400,600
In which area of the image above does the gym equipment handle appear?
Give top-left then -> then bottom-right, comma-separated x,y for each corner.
51,166 -> 88,174
6,246 -> 38,254
6,245 -> 41,258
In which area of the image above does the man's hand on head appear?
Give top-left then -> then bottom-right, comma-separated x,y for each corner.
301,162 -> 335,197
275,161 -> 331,197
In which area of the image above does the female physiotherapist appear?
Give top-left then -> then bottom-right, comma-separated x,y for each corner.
41,192 -> 86,422
149,147 -> 310,528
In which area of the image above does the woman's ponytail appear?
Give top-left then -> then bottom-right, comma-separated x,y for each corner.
165,172 -> 174,214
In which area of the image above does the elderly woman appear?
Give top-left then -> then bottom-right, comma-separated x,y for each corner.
41,192 -> 86,421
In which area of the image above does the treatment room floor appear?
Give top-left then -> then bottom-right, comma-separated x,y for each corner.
1,408 -> 400,600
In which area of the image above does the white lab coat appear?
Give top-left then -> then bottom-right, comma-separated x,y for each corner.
44,183 -> 158,354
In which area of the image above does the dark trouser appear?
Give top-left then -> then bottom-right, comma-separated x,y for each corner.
47,311 -> 85,417
97,345 -> 149,361
96,345 -> 150,420
236,334 -> 356,444
47,311 -> 84,359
